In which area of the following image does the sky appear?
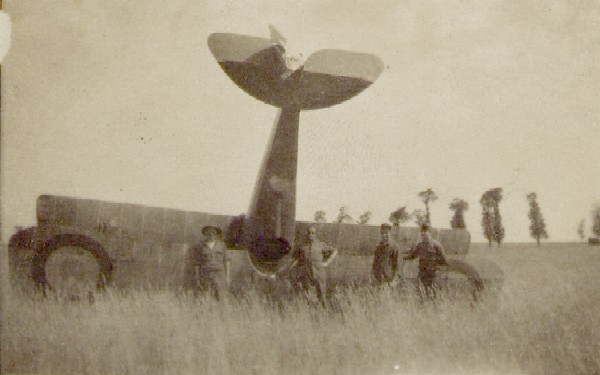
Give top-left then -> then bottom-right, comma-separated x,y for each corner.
1,0 -> 599,243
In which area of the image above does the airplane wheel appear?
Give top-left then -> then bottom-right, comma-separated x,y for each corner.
434,259 -> 484,302
31,234 -> 112,299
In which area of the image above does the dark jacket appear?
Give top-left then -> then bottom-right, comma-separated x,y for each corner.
372,239 -> 401,283
404,239 -> 448,275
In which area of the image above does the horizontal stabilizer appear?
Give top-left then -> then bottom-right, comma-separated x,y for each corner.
304,49 -> 384,84
207,33 -> 273,64
207,33 -> 384,109
296,49 -> 384,109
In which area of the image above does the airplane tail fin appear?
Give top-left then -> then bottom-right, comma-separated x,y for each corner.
245,108 -> 299,266
207,31 -> 385,277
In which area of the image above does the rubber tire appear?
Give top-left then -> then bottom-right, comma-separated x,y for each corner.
31,234 -> 113,290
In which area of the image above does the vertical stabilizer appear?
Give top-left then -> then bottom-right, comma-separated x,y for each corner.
247,108 -> 300,261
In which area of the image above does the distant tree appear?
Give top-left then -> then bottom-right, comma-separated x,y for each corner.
418,188 -> 438,225
389,206 -> 411,227
480,188 -> 505,247
336,206 -> 354,224
577,219 -> 586,242
358,211 -> 372,225
490,188 -> 505,246
592,205 -> 600,237
412,209 -> 427,227
480,191 -> 494,247
449,198 -> 469,229
527,192 -> 548,247
314,210 -> 327,223
481,208 -> 494,247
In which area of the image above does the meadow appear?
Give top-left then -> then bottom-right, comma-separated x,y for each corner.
1,242 -> 599,375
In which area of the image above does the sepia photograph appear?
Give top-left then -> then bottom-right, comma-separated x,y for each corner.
1,1 -> 599,374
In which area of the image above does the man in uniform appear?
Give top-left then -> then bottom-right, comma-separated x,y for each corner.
372,223 -> 403,286
404,223 -> 448,298
293,225 -> 337,306
192,225 -> 231,300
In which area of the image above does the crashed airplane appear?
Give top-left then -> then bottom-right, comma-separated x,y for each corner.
8,29 -> 502,300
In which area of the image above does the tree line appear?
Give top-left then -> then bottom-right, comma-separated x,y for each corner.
226,190 -> 596,248
313,187 -> 565,248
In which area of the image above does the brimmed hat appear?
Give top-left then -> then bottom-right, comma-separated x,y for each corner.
202,225 -> 222,236
420,223 -> 430,232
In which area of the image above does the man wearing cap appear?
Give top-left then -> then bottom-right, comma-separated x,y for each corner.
404,223 -> 448,298
293,225 -> 337,306
372,223 -> 403,286
192,225 -> 231,300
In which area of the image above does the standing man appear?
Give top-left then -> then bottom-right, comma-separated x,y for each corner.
293,225 -> 337,306
372,223 -> 403,286
192,225 -> 231,300
404,223 -> 448,298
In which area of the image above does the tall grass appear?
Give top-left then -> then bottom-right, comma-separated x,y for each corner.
2,244 -> 600,375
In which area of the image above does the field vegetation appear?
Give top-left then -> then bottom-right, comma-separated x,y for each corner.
1,243 -> 599,375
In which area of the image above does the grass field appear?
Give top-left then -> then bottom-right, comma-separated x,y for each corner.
1,242 -> 599,375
